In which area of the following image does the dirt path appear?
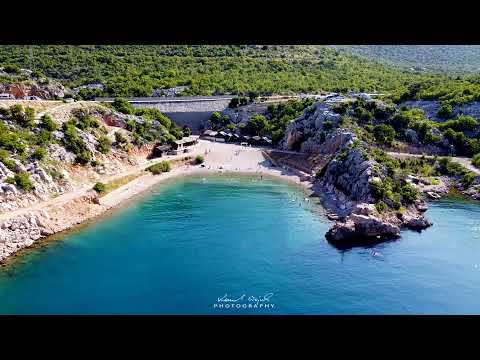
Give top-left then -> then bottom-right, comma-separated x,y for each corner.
0,139 -> 212,222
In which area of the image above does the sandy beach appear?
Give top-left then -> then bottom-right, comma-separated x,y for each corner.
101,140 -> 315,209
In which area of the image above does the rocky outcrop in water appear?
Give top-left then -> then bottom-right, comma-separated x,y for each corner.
326,214 -> 401,242
305,128 -> 433,246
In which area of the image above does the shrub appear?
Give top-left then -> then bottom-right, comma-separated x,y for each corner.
147,161 -> 171,174
3,64 -> 20,74
323,120 -> 333,131
40,114 -> 57,131
399,183 -> 418,204
13,172 -> 35,191
245,114 -> 269,136
75,150 -> 92,165
5,177 -> 15,185
369,180 -> 385,200
31,147 -> 47,161
353,107 -> 373,123
0,123 -> 26,154
36,129 -> 54,146
62,122 -> 92,163
73,114 -> 99,131
331,102 -> 349,115
114,131 -> 127,144
0,150 -> 16,172
375,200 -> 387,212
462,172 -> 476,188
93,182 -> 106,194
439,115 -> 478,132
195,155 -> 204,164
0,107 -> 10,117
10,104 -> 35,128
373,124 -> 396,144
472,153 -> 480,169
437,102 -> 454,119
96,136 -> 111,154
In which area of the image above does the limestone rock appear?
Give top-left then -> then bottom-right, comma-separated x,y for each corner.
326,214 -> 401,243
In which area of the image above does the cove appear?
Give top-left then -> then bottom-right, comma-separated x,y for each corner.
1,174 -> 480,315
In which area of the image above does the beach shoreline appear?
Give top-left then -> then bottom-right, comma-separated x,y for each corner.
0,141 -> 318,264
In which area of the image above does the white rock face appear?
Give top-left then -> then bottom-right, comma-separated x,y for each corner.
0,210 -> 52,262
280,102 -> 341,152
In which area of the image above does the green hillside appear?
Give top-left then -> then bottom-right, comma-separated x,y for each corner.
332,45 -> 480,74
0,45 -> 442,98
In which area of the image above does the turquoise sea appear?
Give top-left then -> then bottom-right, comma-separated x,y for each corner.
1,174 -> 480,314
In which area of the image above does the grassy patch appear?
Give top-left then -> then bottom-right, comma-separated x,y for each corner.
93,174 -> 140,197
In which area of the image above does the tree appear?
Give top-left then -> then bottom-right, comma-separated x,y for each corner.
228,97 -> 240,108
437,102 -> 454,119
245,114 -> 269,136
182,125 -> 192,137
374,124 -> 396,145
112,98 -> 135,115
221,115 -> 230,127
10,104 -> 34,128
210,111 -> 221,129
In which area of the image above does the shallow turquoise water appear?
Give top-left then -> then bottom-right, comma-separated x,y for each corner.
1,174 -> 480,314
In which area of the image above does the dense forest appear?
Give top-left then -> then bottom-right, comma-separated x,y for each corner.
0,45 -> 444,98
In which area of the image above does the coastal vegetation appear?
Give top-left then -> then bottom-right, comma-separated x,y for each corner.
6,172 -> 35,191
93,182 -> 106,194
472,153 -> 480,169
147,161 -> 171,174
370,149 -> 477,199
195,155 -> 204,164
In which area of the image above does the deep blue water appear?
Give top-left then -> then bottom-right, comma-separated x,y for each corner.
1,174 -> 480,314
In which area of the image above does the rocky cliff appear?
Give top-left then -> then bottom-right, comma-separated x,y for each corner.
280,101 -> 342,152
0,80 -> 68,99
317,135 -> 432,245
